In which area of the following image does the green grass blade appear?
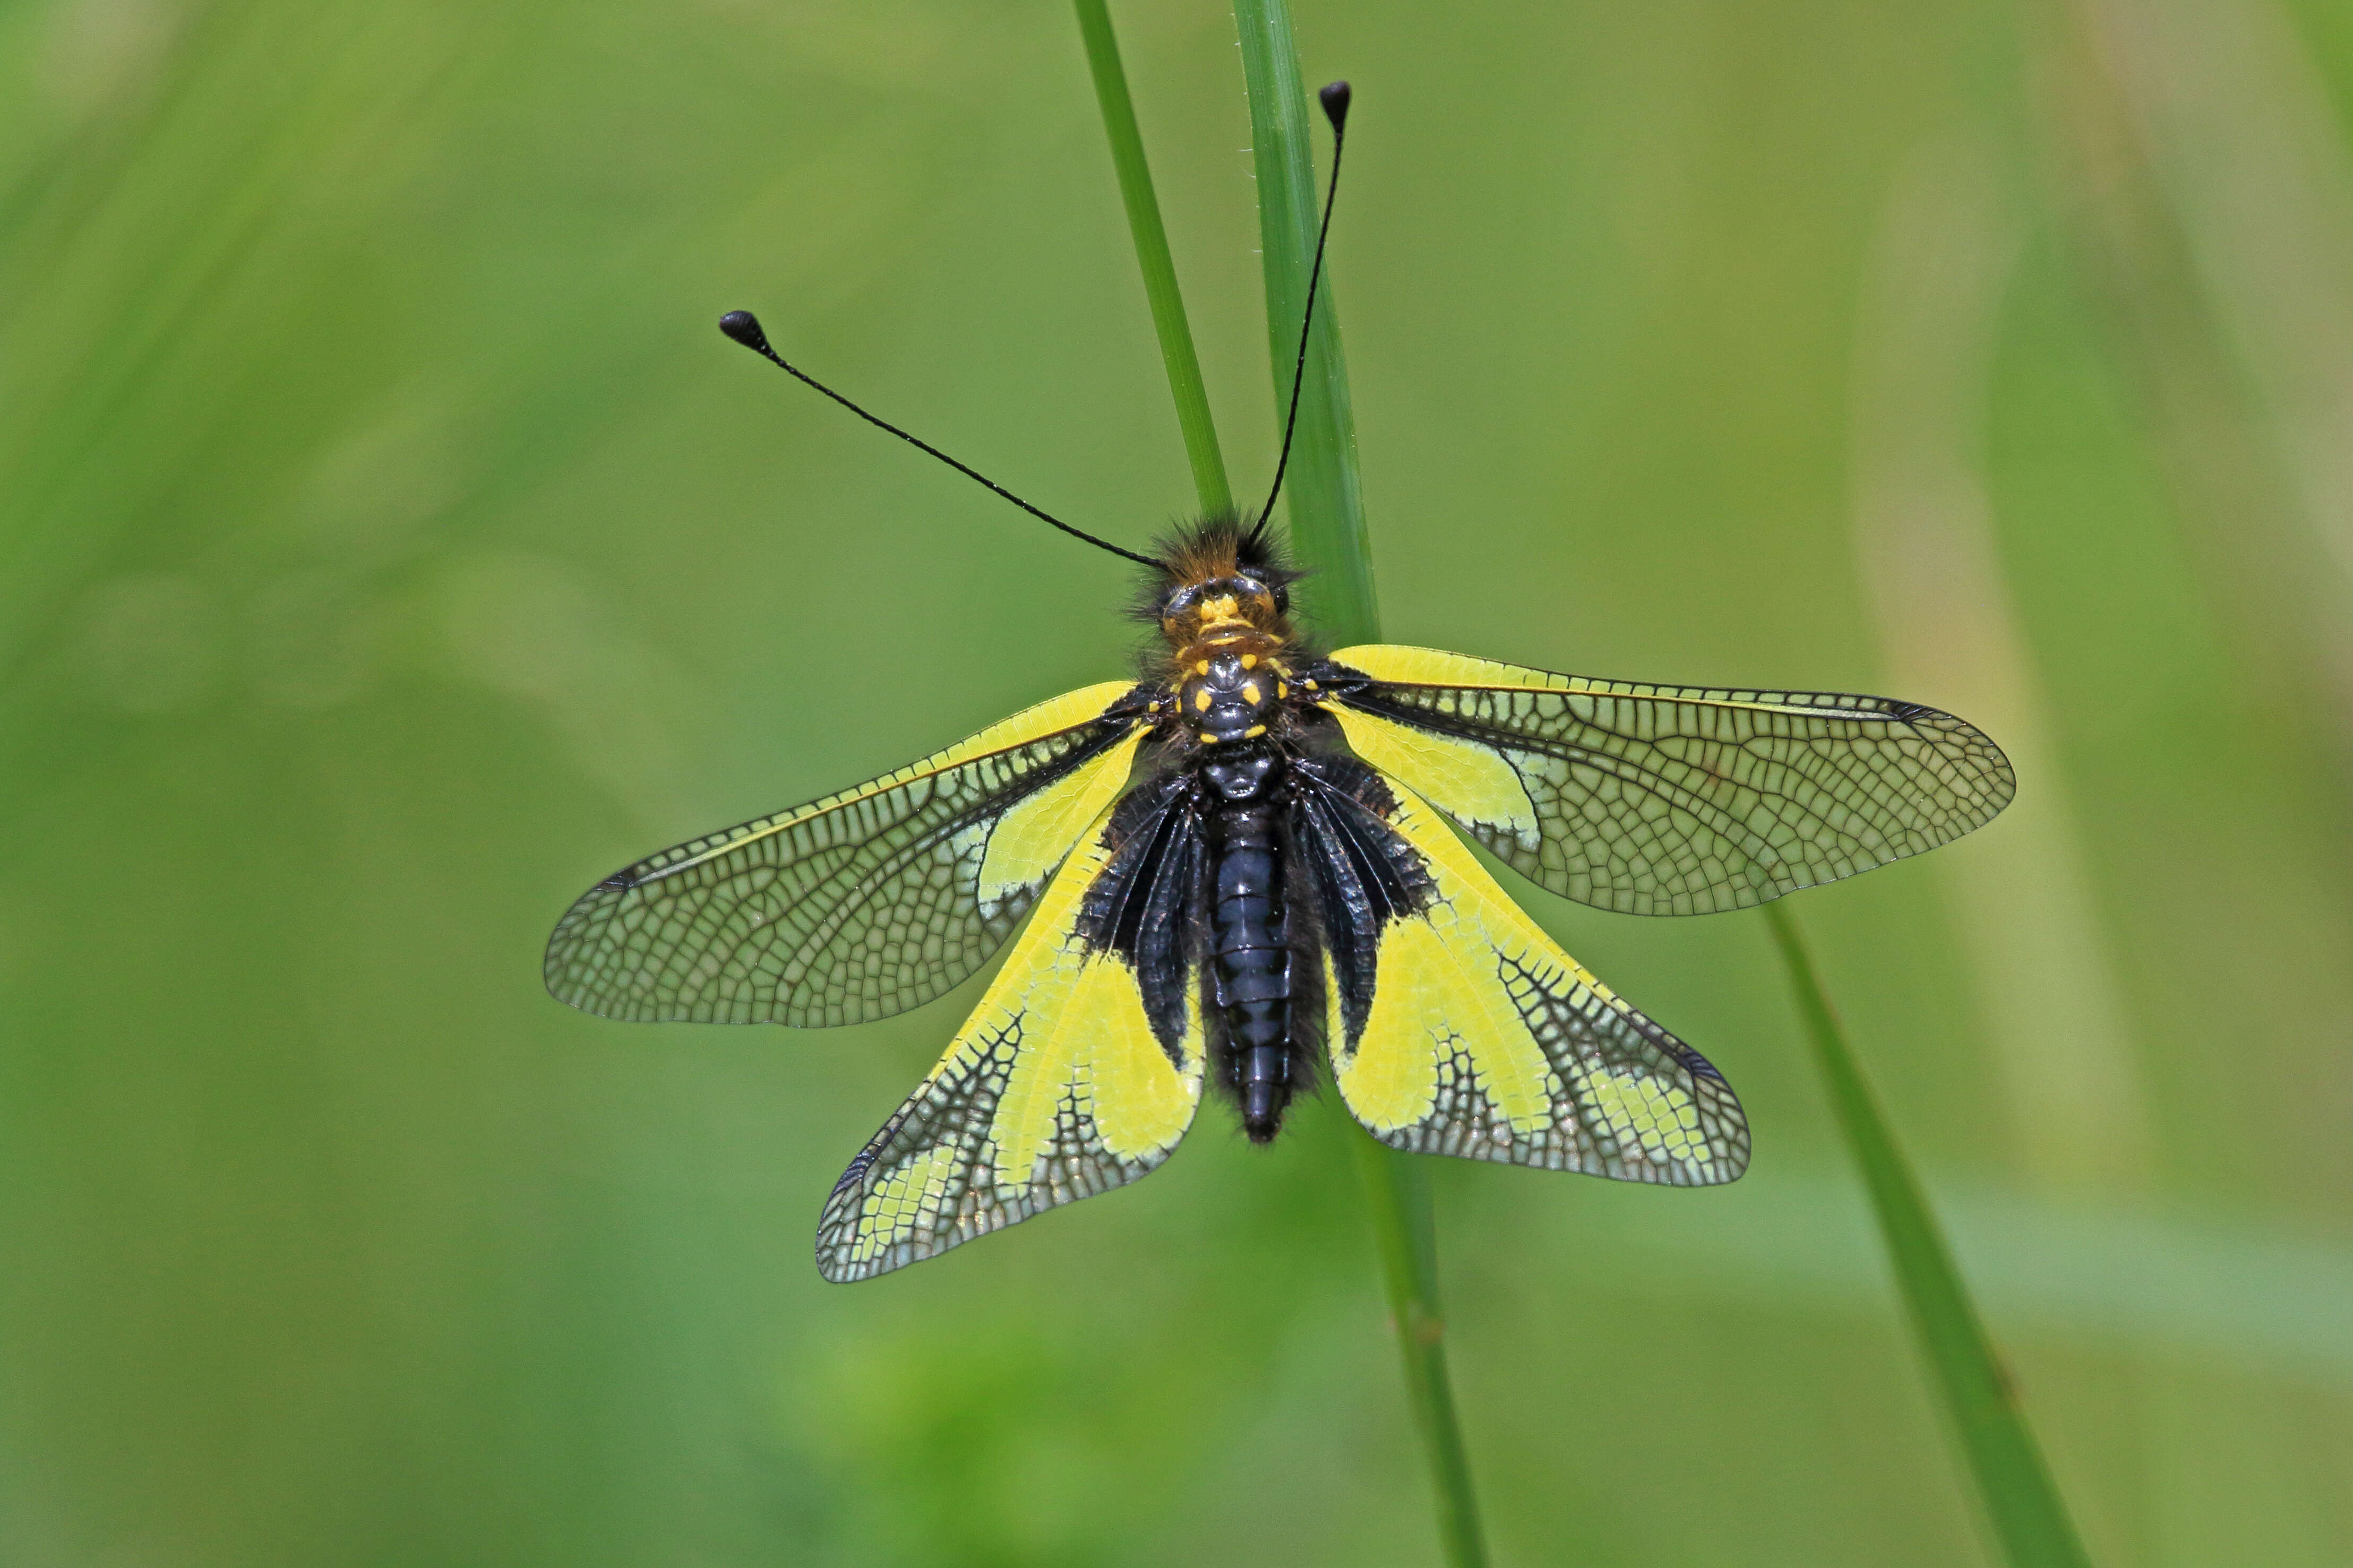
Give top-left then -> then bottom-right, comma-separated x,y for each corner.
1232,7 -> 1487,1565
1763,901 -> 2094,1568
1071,0 -> 1233,516
1231,0 -> 1377,645
1078,4 -> 1485,1554
1350,1137 -> 1489,1568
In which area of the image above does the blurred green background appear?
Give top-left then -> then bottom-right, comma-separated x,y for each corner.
5,0 -> 2351,1563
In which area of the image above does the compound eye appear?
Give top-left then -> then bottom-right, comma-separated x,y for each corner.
1272,583 -> 1290,614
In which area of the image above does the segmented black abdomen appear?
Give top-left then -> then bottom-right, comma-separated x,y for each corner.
1207,798 -> 1294,1141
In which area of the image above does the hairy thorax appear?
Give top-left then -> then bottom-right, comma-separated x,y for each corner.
1174,630 -> 1295,747
1149,522 -> 1313,750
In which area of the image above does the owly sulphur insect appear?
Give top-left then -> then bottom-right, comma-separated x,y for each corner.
544,83 -> 2012,1281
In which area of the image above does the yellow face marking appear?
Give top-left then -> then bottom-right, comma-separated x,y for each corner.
1199,595 -> 1241,625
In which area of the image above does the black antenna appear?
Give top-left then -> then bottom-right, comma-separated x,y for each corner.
1249,79 -> 1352,548
717,310 -> 1166,570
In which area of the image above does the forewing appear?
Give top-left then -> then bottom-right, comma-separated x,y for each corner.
1300,759 -> 1749,1186
815,786 -> 1208,1281
546,682 -> 1148,1027
1323,644 -> 2013,916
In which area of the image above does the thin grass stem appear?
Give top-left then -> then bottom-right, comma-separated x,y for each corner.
1071,0 -> 1233,516
1074,4 -> 1487,1557
1232,5 -> 1487,1565
1230,0 -> 1377,645
1763,900 -> 2094,1568
1349,1135 -> 1489,1567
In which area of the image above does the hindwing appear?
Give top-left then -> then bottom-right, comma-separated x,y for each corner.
815,780 -> 1208,1281
545,682 -> 1150,1027
1298,757 -> 1749,1186
1320,644 -> 2012,916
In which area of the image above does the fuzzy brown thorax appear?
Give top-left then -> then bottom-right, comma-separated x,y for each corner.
1145,519 -> 1304,746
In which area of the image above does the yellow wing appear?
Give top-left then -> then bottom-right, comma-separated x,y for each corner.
1310,763 -> 1749,1185
1323,644 -> 2012,916
816,792 -> 1207,1282
546,682 -> 1148,1027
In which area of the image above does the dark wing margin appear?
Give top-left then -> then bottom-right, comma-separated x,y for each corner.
1075,770 -> 1209,1058
1299,756 -> 1749,1185
545,682 -> 1152,1027
815,786 -> 1207,1281
1319,644 -> 2013,917
1289,755 -> 1434,1053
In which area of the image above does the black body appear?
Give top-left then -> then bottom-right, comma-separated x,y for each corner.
1078,702 -> 1437,1145
1205,751 -> 1295,1139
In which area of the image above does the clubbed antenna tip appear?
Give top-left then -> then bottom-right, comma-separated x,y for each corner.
1319,80 -> 1350,132
718,309 -> 769,352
